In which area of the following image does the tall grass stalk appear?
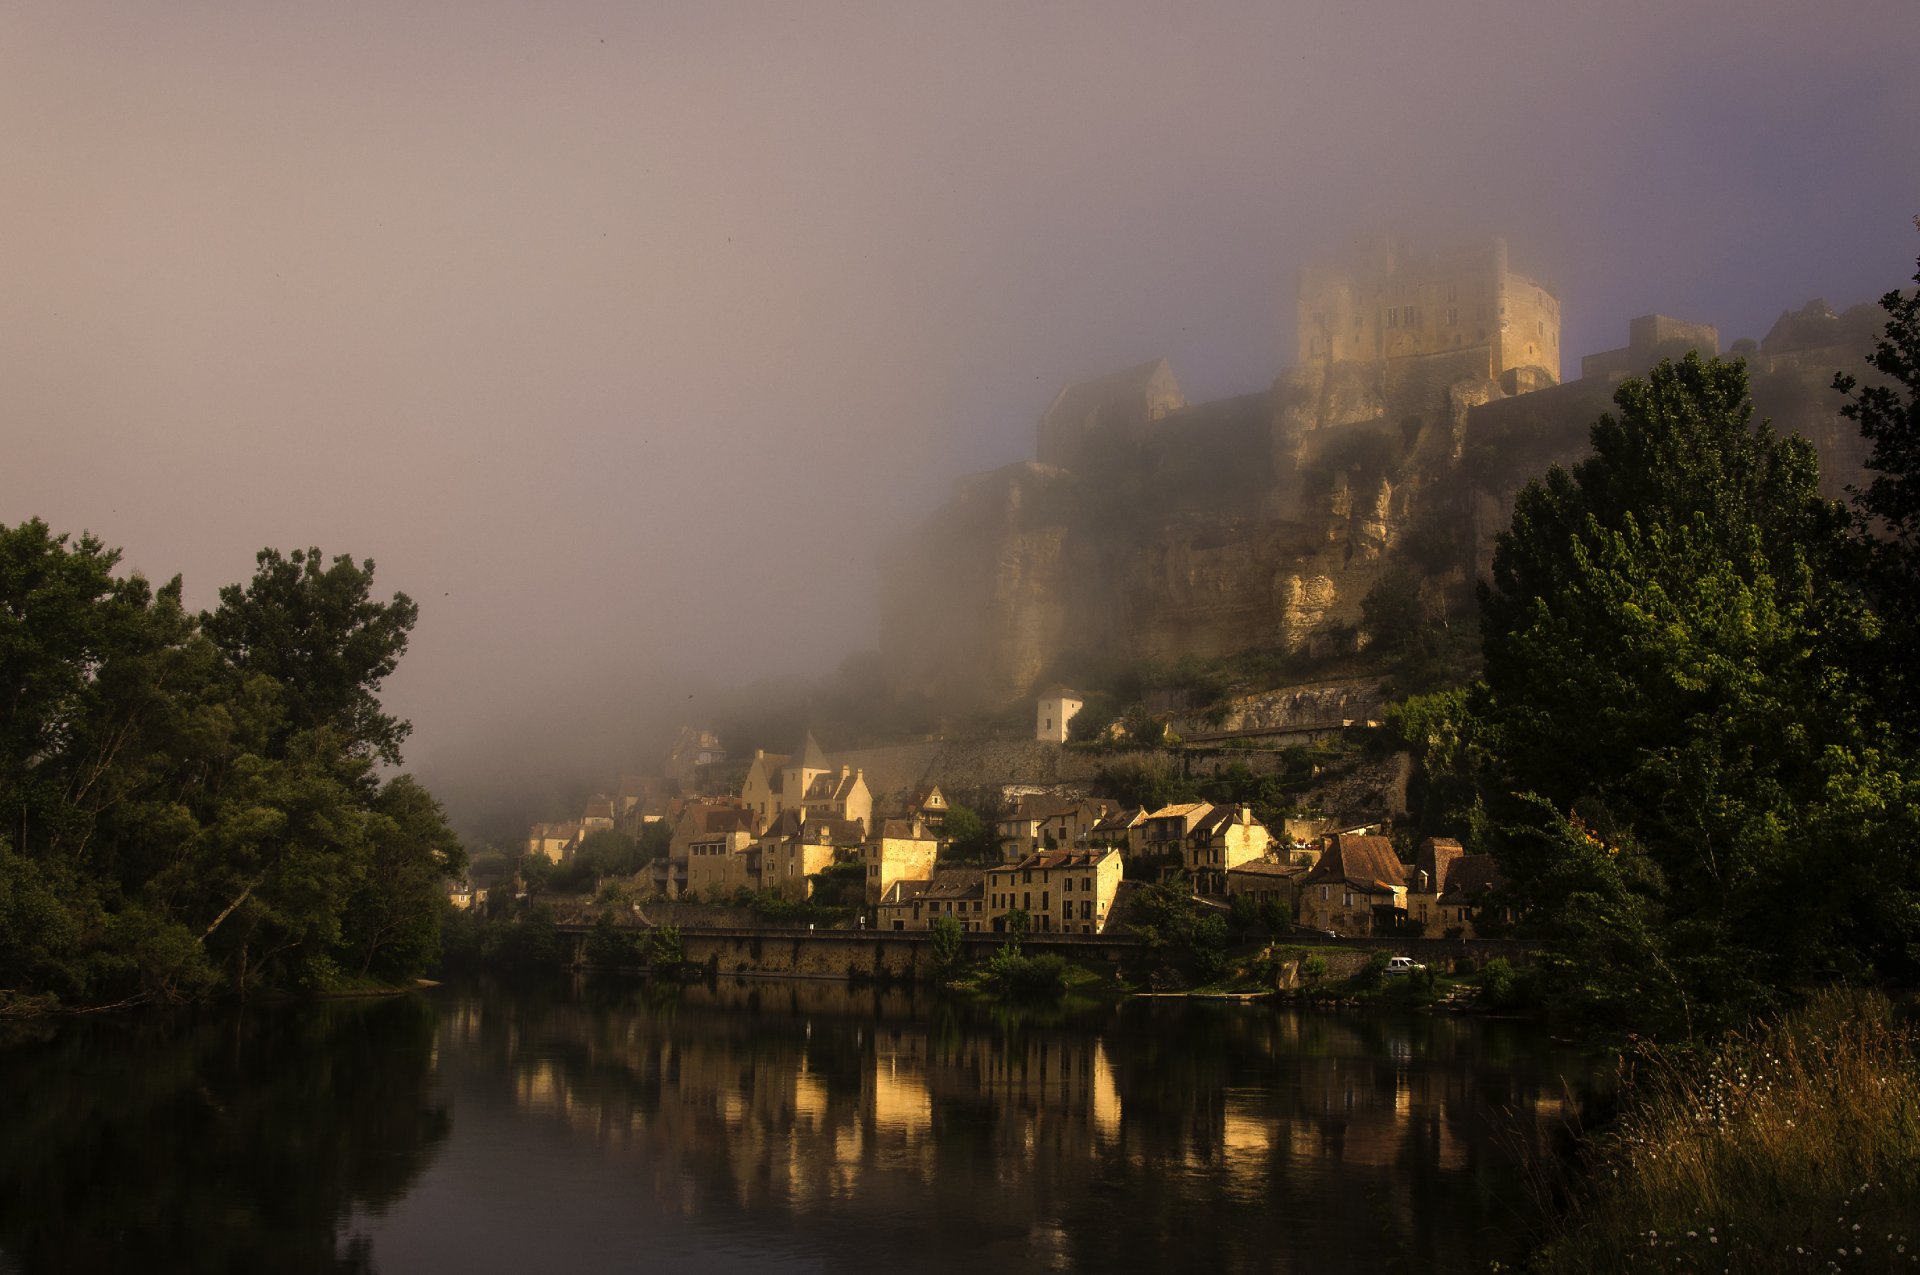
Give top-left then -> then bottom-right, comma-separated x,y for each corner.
1535,990 -> 1919,1272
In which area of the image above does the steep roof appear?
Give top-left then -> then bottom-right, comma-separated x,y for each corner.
1227,859 -> 1306,880
922,868 -> 984,901
792,732 -> 829,772
1303,834 -> 1406,893
996,847 -> 1119,873
1439,855 -> 1504,903
1413,837 -> 1466,893
1007,795 -> 1085,822
1041,358 -> 1176,427
875,817 -> 935,842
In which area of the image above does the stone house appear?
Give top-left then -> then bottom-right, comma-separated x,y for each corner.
1433,854 -> 1506,938
986,847 -> 1123,935
876,868 -> 988,932
1035,357 -> 1186,469
800,765 -> 872,834
902,785 -> 950,832
739,733 -> 832,831
1088,806 -> 1146,853
864,816 -> 939,906
1184,805 -> 1274,895
1138,802 -> 1215,862
684,829 -> 757,900
526,820 -> 580,864
758,808 -> 863,902
1224,860 -> 1305,914
580,797 -> 615,834
1035,686 -> 1085,743
1297,833 -> 1407,936
996,795 -> 1113,862
1405,837 -> 1465,934
654,802 -> 756,899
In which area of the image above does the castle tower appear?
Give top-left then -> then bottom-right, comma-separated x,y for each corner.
1295,237 -> 1560,389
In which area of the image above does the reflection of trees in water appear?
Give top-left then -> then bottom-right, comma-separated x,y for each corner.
465,976 -> 1594,1273
0,996 -> 449,1273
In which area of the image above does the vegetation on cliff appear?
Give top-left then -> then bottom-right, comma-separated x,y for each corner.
0,523 -> 461,1012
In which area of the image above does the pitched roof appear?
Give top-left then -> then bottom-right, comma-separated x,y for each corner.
1040,358 -> 1175,427
1008,794 -> 1085,822
792,732 -> 829,772
1146,802 -> 1211,821
879,879 -> 930,906
1092,807 -> 1145,833
1227,859 -> 1306,880
1413,837 -> 1466,893
875,817 -> 935,842
1302,834 -> 1406,893
996,847 -> 1119,873
1439,855 -> 1504,903
921,868 -> 984,901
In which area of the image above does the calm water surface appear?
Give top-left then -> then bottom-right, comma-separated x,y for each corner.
0,977 -> 1601,1273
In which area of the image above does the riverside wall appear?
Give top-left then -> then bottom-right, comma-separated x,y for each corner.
556,923 -> 1531,980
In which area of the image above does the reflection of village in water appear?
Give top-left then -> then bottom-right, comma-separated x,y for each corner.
436,978 -> 1592,1270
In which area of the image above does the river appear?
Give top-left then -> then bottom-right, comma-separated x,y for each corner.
0,976 -> 1602,1273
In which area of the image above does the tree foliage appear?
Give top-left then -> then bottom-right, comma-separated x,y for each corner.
1474,354 -> 1920,1038
0,520 -> 459,1010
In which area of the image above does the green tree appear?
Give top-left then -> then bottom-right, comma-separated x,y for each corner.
1478,355 -> 1918,1037
929,913 -> 963,972
1837,236 -> 1920,724
338,776 -> 464,982
940,804 -> 995,863
201,547 -> 418,765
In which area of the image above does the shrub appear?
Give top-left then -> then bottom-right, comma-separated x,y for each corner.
646,924 -> 684,966
979,948 -> 1068,999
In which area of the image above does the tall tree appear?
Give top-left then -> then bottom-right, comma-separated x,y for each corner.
1478,355 -> 1917,1037
202,548 -> 417,765
1836,234 -> 1920,727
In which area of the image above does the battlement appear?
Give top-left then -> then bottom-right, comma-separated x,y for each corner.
1296,236 -> 1560,387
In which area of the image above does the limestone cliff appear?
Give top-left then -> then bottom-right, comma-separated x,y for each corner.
881,301 -> 1881,710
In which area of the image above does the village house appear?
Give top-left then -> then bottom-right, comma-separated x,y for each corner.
1297,833 -> 1408,935
985,847 -> 1123,935
996,795 -> 1113,861
1401,837 -> 1508,938
653,802 -> 756,899
1184,805 -> 1274,895
758,808 -> 863,902
1035,686 -> 1085,743
526,820 -> 580,864
876,868 -> 988,932
1138,802 -> 1215,863
1405,837 -> 1464,934
864,815 -> 940,906
580,797 -> 615,834
739,733 -> 833,831
902,785 -> 950,832
1087,806 -> 1146,852
1224,859 -> 1306,915
799,765 -> 873,834
684,826 -> 758,899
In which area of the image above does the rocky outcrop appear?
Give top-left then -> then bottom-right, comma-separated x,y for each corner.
881,306 -> 1881,711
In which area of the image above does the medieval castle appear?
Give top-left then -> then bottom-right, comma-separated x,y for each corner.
880,236 -> 1882,708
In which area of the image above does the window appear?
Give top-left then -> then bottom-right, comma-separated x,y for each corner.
1064,877 -> 1073,892
1385,309 -> 1398,330
1041,891 -> 1049,909
1403,305 -> 1416,326
1447,308 -> 1458,326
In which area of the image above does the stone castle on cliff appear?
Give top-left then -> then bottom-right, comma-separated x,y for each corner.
880,236 -> 1882,708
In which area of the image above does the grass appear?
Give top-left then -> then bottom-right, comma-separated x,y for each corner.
1534,989 -> 1920,1273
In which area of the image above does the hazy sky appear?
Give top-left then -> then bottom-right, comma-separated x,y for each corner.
4,1 -> 1917,833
